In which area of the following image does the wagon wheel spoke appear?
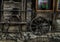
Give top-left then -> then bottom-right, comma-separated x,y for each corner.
29,17 -> 51,36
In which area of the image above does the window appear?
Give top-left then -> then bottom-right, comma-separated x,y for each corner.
57,0 -> 60,11
36,0 -> 53,12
